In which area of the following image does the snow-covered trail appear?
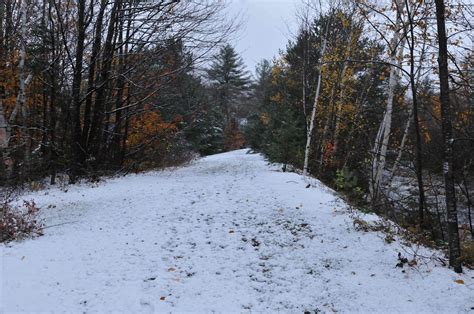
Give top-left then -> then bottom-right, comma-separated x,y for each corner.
2,150 -> 473,313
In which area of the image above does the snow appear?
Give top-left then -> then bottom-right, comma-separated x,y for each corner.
1,149 -> 473,313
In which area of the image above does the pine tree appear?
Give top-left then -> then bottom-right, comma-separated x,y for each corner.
207,44 -> 251,126
244,59 -> 272,150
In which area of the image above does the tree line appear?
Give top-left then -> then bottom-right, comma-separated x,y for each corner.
0,0 -> 245,184
244,0 -> 473,273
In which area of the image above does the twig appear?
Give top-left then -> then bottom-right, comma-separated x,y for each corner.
42,221 -> 79,229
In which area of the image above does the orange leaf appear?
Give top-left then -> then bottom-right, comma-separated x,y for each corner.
454,279 -> 465,284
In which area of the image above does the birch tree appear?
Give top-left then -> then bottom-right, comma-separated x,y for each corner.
369,0 -> 405,203
0,0 -> 33,181
303,2 -> 339,177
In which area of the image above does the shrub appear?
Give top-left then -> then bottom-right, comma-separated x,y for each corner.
0,200 -> 43,243
460,240 -> 474,269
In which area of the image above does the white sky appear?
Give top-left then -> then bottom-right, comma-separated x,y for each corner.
228,0 -> 300,74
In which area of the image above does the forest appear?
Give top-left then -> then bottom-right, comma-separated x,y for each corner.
1,0 -> 474,307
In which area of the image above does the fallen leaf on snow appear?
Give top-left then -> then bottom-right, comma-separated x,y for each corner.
454,279 -> 464,284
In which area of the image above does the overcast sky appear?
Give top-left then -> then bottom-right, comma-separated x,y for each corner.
228,0 -> 300,75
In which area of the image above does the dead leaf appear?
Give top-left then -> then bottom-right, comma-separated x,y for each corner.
408,259 -> 417,267
168,267 -> 176,272
160,296 -> 166,301
228,230 -> 235,234
454,279 -> 465,284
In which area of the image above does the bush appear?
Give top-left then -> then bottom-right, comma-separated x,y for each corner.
0,200 -> 43,243
335,167 -> 364,200
460,240 -> 474,269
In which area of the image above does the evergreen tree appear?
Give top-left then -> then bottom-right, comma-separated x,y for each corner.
207,44 -> 251,126
244,59 -> 273,150
182,79 -> 225,156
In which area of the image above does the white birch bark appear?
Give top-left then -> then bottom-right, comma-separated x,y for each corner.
2,0 -> 31,178
303,24 -> 330,177
18,0 -> 30,171
369,0 -> 404,201
0,98 -> 12,178
9,0 -> 30,127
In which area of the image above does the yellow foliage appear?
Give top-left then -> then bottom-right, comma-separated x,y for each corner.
260,112 -> 270,125
270,60 -> 287,85
127,108 -> 177,149
423,130 -> 431,143
0,58 -> 20,113
270,93 -> 283,104
430,96 -> 442,120
457,111 -> 469,123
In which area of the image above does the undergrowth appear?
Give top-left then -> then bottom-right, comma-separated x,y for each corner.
1,199 -> 44,243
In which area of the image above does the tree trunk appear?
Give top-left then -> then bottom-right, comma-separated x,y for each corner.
88,0 -> 121,163
47,2 -> 58,185
410,63 -> 426,225
388,102 -> 413,186
0,96 -> 11,180
303,23 -> 330,177
10,1 -> 31,180
403,0 -> 426,225
434,0 -> 462,273
81,0 -> 107,158
110,19 -> 126,167
70,0 -> 87,179
369,0 -> 404,203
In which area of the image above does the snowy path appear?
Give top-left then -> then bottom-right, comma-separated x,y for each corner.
2,150 -> 473,313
